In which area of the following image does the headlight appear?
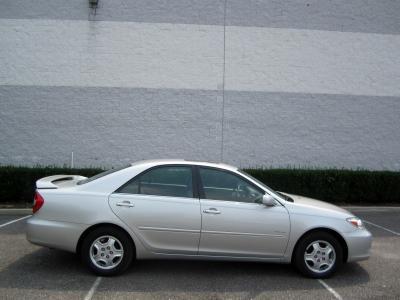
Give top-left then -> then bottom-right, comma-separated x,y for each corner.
347,217 -> 364,228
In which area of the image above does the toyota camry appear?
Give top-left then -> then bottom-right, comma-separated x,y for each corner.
26,159 -> 372,278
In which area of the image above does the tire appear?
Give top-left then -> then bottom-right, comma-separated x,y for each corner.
293,231 -> 343,279
81,226 -> 134,276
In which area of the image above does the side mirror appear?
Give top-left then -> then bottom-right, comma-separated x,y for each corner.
262,194 -> 276,206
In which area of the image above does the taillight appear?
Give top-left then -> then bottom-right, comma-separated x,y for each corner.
33,191 -> 44,213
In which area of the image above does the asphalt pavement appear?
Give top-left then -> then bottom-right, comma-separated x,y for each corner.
0,207 -> 399,299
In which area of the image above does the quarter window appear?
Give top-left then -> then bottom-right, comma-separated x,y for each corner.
199,167 -> 263,203
117,166 -> 193,198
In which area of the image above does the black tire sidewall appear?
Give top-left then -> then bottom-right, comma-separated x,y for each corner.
81,226 -> 134,276
294,231 -> 343,279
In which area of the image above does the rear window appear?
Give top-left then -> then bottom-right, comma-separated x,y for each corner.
77,165 -> 130,185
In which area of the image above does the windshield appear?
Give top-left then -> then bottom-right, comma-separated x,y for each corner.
238,169 -> 293,202
77,165 -> 130,185
238,170 -> 275,190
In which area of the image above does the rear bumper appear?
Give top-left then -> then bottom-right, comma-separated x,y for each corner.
26,215 -> 87,253
345,228 -> 372,262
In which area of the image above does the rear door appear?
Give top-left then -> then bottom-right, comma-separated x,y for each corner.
109,165 -> 201,254
197,167 -> 290,258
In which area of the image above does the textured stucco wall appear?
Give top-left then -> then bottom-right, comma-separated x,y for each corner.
0,0 -> 399,169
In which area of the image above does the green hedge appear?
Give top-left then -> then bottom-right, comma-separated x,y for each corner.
244,168 -> 400,204
0,166 -> 102,206
0,166 -> 399,206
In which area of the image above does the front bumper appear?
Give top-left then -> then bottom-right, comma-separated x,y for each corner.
26,215 -> 88,253
344,228 -> 372,262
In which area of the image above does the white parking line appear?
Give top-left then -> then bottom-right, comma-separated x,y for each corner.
363,220 -> 400,236
0,215 -> 31,228
318,279 -> 343,300
84,276 -> 102,300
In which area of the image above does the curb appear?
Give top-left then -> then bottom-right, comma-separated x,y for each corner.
0,209 -> 31,215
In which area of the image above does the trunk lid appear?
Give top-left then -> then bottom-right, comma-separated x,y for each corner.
36,175 -> 87,189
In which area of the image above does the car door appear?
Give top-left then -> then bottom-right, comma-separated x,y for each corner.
109,165 -> 201,254
197,167 -> 290,258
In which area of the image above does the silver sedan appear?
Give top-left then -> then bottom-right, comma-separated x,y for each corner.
26,159 -> 372,278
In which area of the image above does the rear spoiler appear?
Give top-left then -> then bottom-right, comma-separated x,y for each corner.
36,175 -> 88,189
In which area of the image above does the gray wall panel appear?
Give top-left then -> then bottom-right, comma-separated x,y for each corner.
227,0 -> 400,34
0,0 -> 225,25
1,86 -> 400,169
0,86 -> 223,167
94,0 -> 224,25
0,19 -> 224,91
1,0 -> 399,34
1,0 -> 399,170
0,0 -> 90,20
223,91 -> 400,169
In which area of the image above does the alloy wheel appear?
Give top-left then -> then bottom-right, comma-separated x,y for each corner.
304,240 -> 336,274
89,235 -> 124,270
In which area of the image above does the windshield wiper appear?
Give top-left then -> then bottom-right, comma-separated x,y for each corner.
277,191 -> 294,202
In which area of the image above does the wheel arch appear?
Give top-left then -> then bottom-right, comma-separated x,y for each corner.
76,223 -> 136,257
291,227 -> 348,263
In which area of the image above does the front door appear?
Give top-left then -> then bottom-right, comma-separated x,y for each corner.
109,165 -> 201,254
197,167 -> 290,258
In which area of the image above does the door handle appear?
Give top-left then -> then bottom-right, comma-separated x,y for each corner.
116,200 -> 134,207
203,208 -> 221,214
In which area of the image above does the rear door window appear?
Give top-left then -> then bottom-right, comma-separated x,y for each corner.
117,166 -> 194,198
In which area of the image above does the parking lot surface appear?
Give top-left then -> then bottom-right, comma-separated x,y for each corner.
0,207 -> 399,299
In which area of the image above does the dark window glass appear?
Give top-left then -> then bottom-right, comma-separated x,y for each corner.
199,168 -> 263,203
118,166 -> 193,198
118,180 -> 139,194
77,165 -> 130,185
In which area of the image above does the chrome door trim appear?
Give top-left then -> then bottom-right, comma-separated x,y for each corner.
202,230 -> 285,238
138,226 -> 200,233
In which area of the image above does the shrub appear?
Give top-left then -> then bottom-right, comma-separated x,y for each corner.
0,166 -> 399,206
0,166 -> 102,206
244,168 -> 400,204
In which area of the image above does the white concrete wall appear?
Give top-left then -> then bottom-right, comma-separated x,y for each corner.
0,0 -> 399,169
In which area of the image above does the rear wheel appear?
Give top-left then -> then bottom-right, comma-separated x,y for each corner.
81,226 -> 134,276
294,231 -> 343,278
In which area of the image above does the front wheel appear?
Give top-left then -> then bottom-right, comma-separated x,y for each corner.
294,231 -> 343,278
81,226 -> 134,276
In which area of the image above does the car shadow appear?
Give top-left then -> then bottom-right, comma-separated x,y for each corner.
0,247 -> 370,296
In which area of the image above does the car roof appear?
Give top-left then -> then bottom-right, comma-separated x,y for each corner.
130,159 -> 238,172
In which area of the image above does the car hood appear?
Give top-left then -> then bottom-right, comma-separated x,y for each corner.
280,192 -> 353,217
